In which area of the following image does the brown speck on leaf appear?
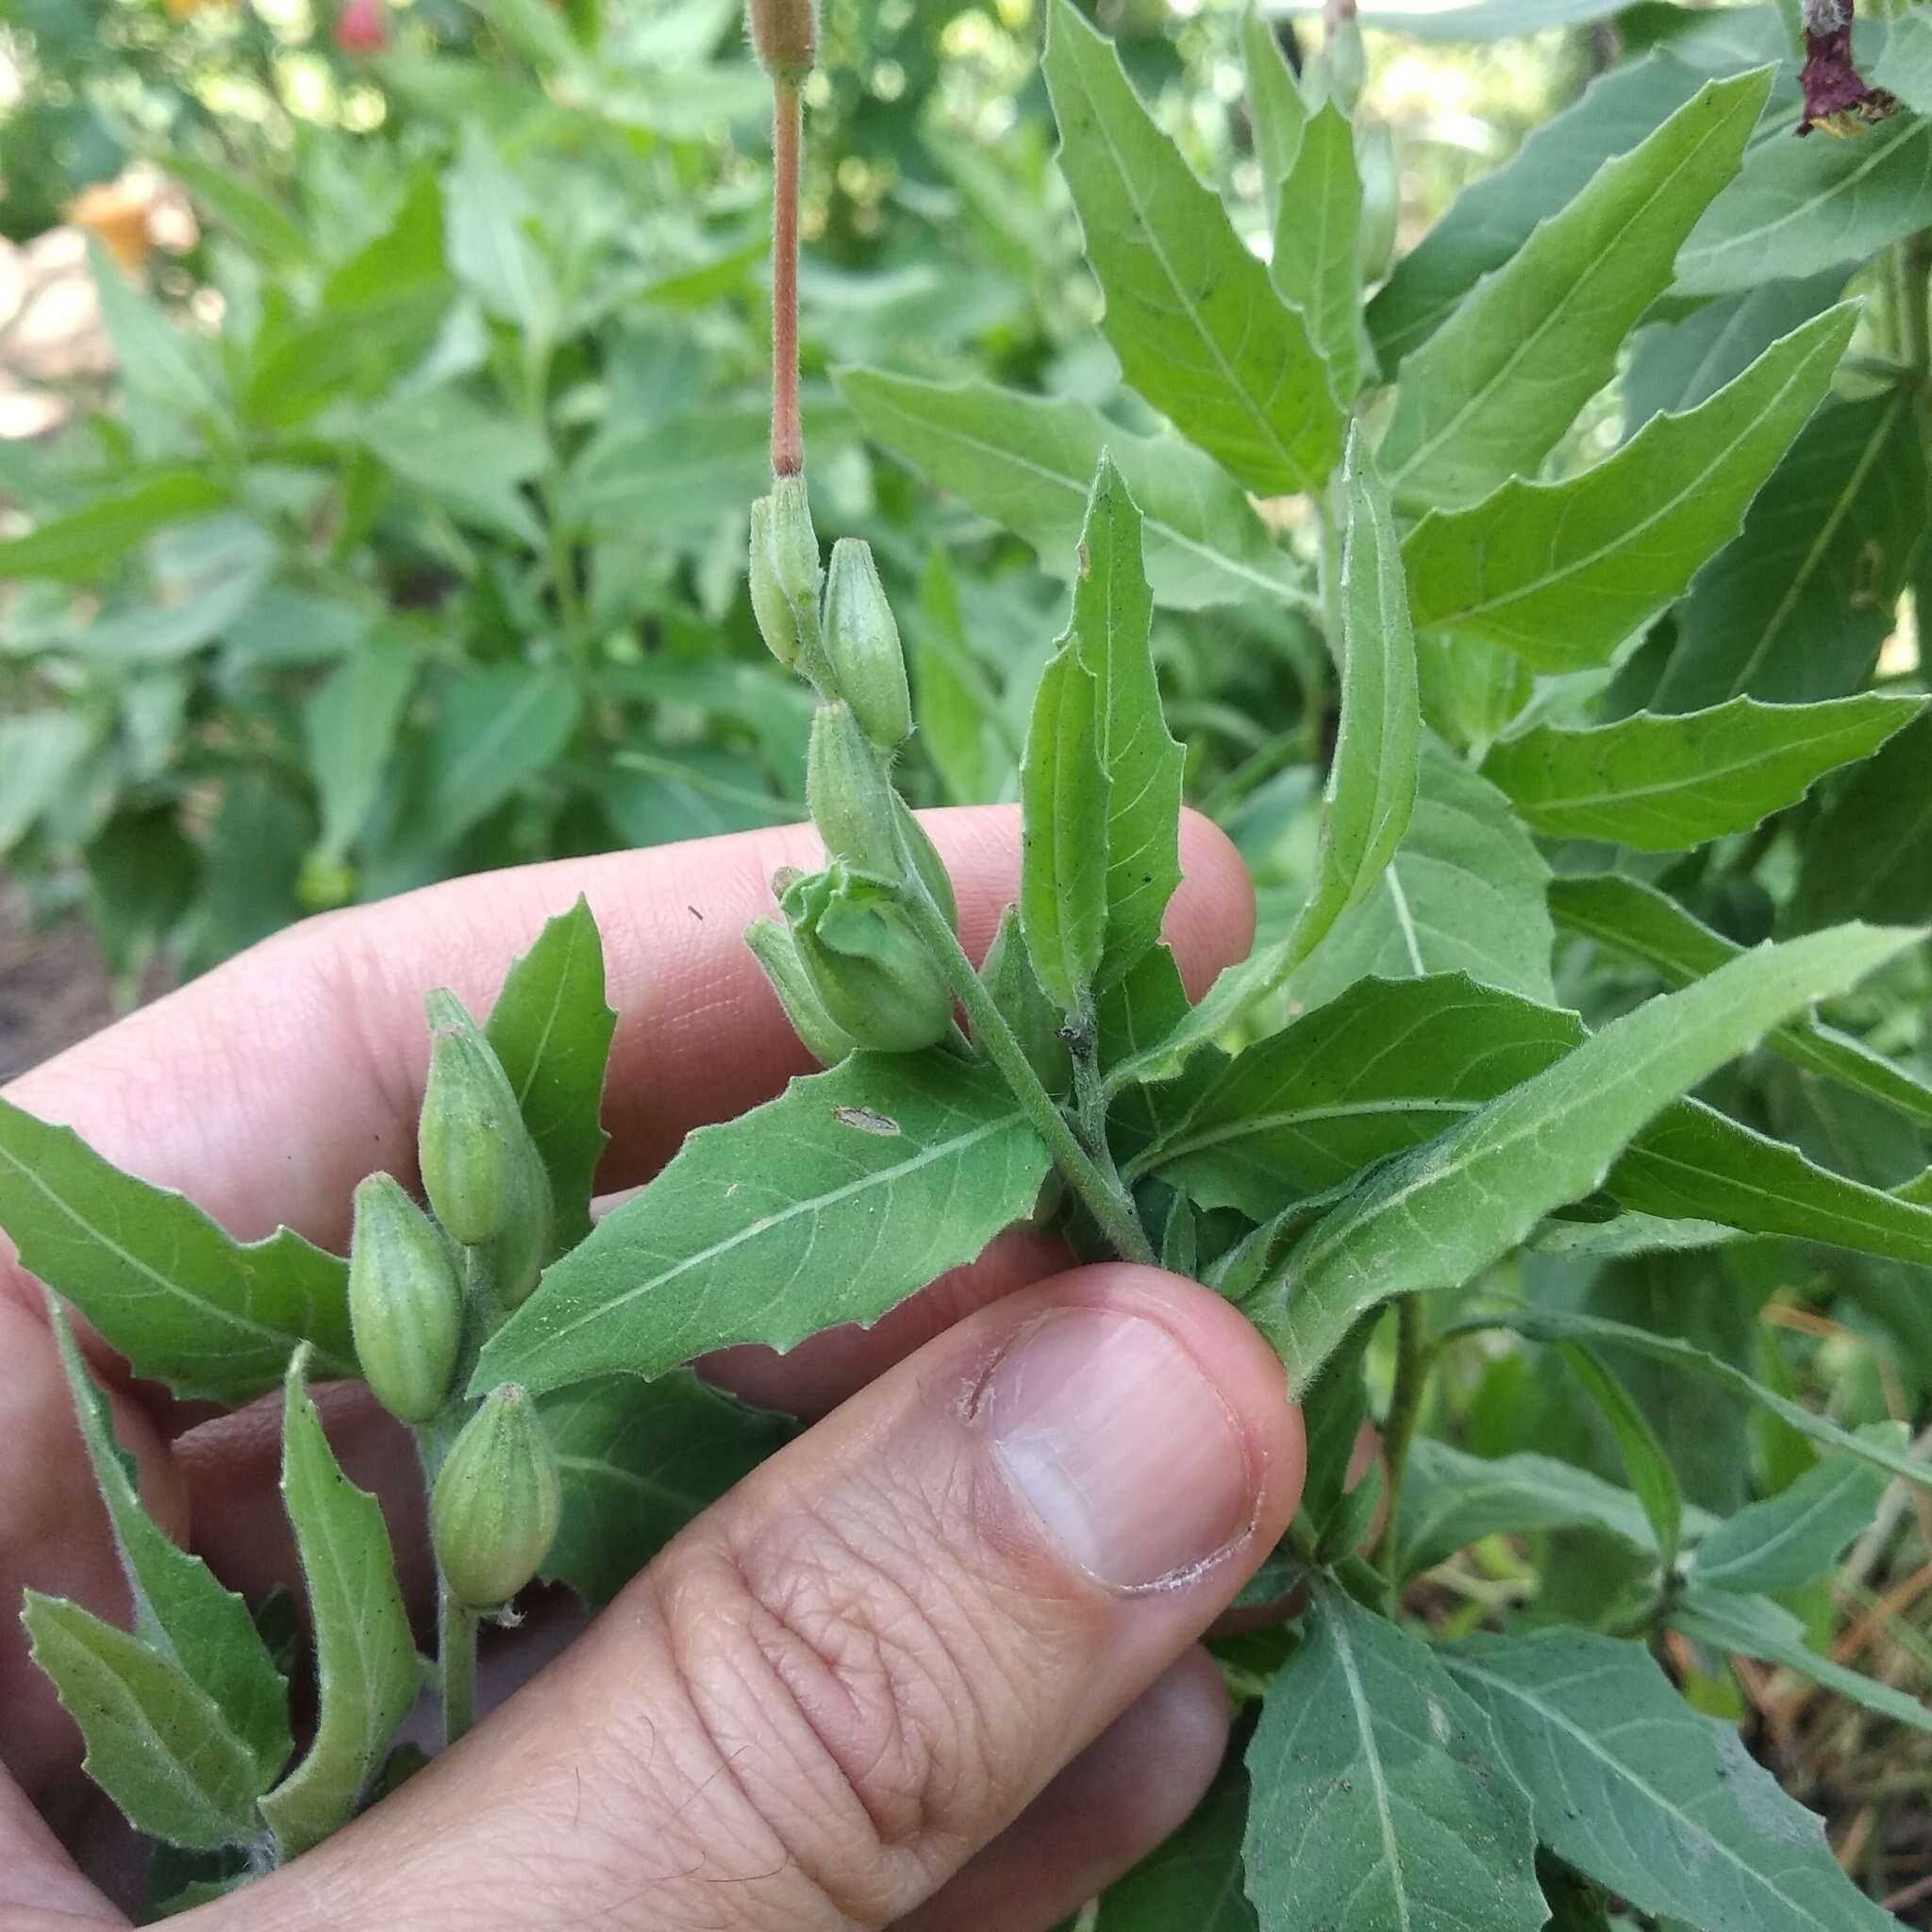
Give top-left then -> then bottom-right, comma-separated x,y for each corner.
1076,541 -> 1091,578
833,1106 -> 901,1136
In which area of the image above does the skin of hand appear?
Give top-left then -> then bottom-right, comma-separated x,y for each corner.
0,806 -> 1308,1932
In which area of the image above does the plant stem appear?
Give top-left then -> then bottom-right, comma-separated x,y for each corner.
770,78 -> 805,478
438,1580 -> 478,1748
1902,230 -> 1931,380
897,874 -> 1156,1266
1374,1296 -> 1428,1574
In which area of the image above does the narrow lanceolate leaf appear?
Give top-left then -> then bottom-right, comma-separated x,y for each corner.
1379,70 -> 1770,510
1021,643 -> 1110,1014
1690,1430 -> 1900,1595
1559,1344 -> 1683,1570
837,370 -> 1307,611
1253,924 -> 1921,1391
1095,1753 -> 1257,1930
23,1593 -> 270,1851
1241,7 -> 1307,226
1067,458 -> 1185,989
1676,113 -> 1932,295
48,1308 -> 291,1784
486,896 -> 617,1251
1652,386 -> 1928,709
1481,691 -> 1924,849
0,1096 -> 354,1405
539,1372 -> 795,1607
1550,872 -> 1932,1127
1368,54 -> 1709,368
1242,1578 -> 1544,1932
1398,1441 -> 1677,1578
1443,1629 -> 1895,1932
1043,0 -> 1342,497
475,1054 -> 1052,1397
1269,102 -> 1365,401
258,1352 -> 419,1859
1401,305 -> 1857,670
1669,1589 -> 1932,1740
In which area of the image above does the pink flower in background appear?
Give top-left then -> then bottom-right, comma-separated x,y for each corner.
334,0 -> 388,55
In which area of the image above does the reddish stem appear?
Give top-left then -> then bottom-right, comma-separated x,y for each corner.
771,79 -> 804,478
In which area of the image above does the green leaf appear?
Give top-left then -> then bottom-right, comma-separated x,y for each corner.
443,124 -> 559,343
1369,54 -> 1709,368
1462,1303 -> 1932,1495
47,1306 -> 291,1781
1549,872 -> 1932,1126
836,371 -> 1308,611
1242,1578 -> 1544,1932
360,384 -> 550,545
1442,1628 -> 1894,1932
1677,113 -> 1932,294
1792,709 -> 1932,930
1241,8 -> 1307,222
1623,272 -> 1849,427
1251,922 -> 1920,1391
1652,385 -> 1928,709
0,472 -> 228,582
1269,101 -> 1365,400
0,711 -> 92,857
1481,691 -> 1923,849
1559,1343 -> 1684,1570
475,1054 -> 1052,1397
1095,1752 -> 1257,1930
485,897 -> 617,1253
1292,742 -> 1554,1011
420,663 -> 581,848
1066,458 -> 1185,989
0,1096 -> 354,1405
1042,0 -> 1342,498
1379,70 -> 1769,509
1401,305 -> 1857,669
1690,1430 -> 1899,1594
88,239 -> 224,424
258,1352 -> 419,1859
1398,1441 -> 1677,1577
541,1372 -> 796,1606
305,627 -> 419,864
1668,1587 -> 1932,1739
163,154 -> 311,268
23,1592 -> 269,1851
1021,642 -> 1109,1015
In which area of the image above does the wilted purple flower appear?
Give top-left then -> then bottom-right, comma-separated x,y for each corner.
1798,0 -> 1897,135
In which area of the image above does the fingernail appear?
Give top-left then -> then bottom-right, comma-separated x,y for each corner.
982,1308 -> 1255,1591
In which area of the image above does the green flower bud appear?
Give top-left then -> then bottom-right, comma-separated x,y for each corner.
491,1148 -> 556,1310
1307,18 -> 1365,113
808,700 -> 900,877
895,796 -> 958,931
749,496 -> 799,669
823,539 -> 911,748
746,0 -> 816,82
430,1385 -> 563,1612
979,907 -> 1072,1096
746,916 -> 858,1066
418,992 -> 519,1246
768,474 -> 821,608
348,1173 -> 464,1424
781,862 -> 953,1053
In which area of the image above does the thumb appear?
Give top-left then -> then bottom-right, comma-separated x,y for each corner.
217,1264 -> 1303,1931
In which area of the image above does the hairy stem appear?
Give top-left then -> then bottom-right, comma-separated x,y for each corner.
438,1582 -> 478,1748
897,873 -> 1156,1266
771,79 -> 805,477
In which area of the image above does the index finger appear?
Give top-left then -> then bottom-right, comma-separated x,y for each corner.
3,807 -> 1255,1265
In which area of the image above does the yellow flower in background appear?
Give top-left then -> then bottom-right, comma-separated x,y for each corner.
163,0 -> 234,17
64,181 -> 153,272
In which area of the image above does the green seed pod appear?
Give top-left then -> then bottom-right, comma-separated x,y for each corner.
747,916 -> 858,1066
491,1147 -> 556,1311
418,994 -> 520,1247
348,1173 -> 464,1424
746,0 -> 816,81
748,495 -> 799,669
767,474 -> 821,609
781,862 -> 953,1053
808,700 -> 900,877
822,539 -> 911,748
895,797 -> 958,931
430,1385 -> 563,1612
979,907 -> 1072,1096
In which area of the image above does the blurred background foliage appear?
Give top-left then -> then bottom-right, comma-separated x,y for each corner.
0,0 -> 1591,1000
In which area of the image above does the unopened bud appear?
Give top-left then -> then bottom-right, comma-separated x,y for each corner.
430,1385 -> 563,1611
823,540 -> 911,748
896,798 -> 958,931
746,0 -> 816,81
768,475 -> 821,607
418,991 -> 517,1247
492,1149 -> 556,1310
980,908 -> 1072,1095
749,496 -> 799,668
781,863 -> 953,1053
1356,122 -> 1398,284
348,1174 -> 464,1424
808,701 -> 900,877
747,917 -> 857,1066
1307,16 -> 1365,113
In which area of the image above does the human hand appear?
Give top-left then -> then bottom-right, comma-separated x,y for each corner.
1,806 -> 1307,1932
